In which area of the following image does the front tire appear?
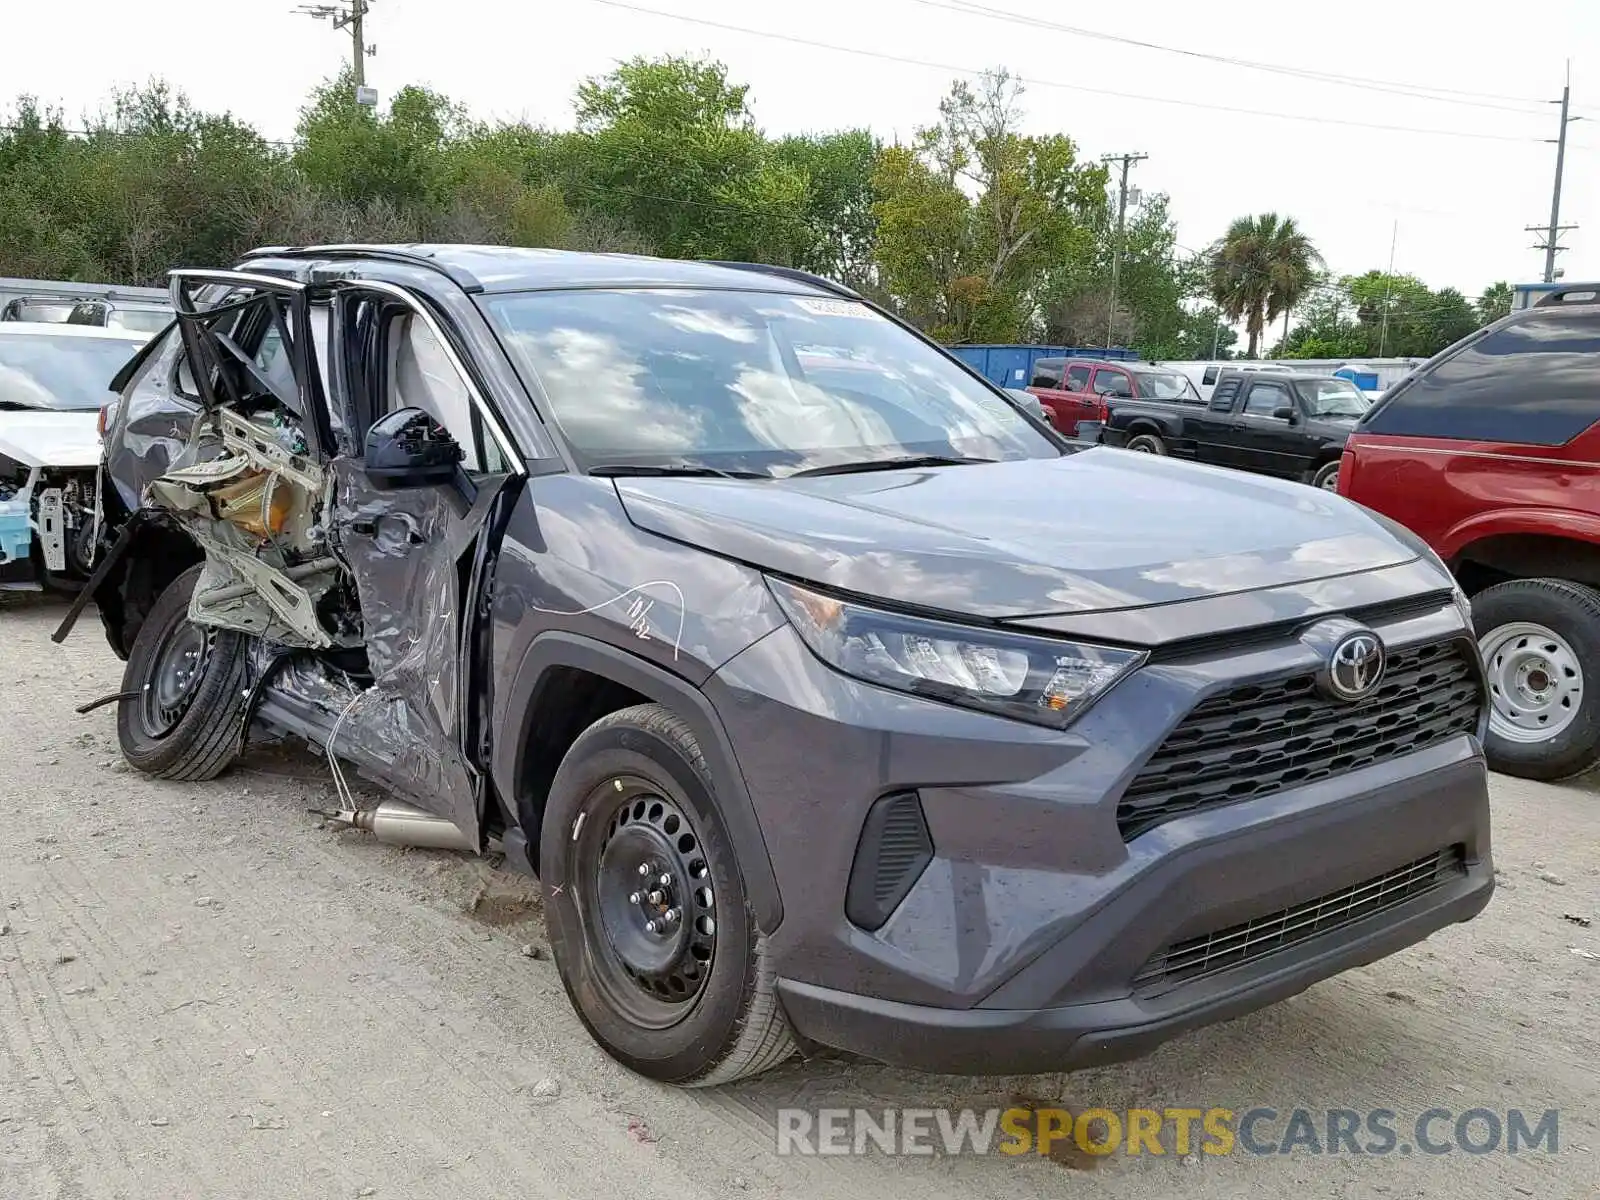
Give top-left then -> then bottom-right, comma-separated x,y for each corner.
1473,578 -> 1600,781
1126,432 -> 1167,455
116,564 -> 248,781
540,703 -> 796,1086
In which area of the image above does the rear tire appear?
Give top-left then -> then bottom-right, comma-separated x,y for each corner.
116,565 -> 248,781
1472,578 -> 1600,781
1310,460 -> 1341,491
540,703 -> 796,1086
1126,432 -> 1167,455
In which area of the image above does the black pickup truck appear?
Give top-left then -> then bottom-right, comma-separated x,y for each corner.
1095,371 -> 1370,490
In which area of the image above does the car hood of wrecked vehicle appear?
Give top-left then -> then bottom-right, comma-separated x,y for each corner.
613,449 -> 1421,621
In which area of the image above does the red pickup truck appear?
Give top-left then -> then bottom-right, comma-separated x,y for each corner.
1339,285 -> 1600,781
1026,357 -> 1201,436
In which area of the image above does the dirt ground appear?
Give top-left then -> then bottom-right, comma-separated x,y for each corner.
1,592 -> 1597,1200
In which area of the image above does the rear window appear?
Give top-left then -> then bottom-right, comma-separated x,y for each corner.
1133,371 -> 1199,401
1364,308 -> 1600,445
1029,359 -> 1064,388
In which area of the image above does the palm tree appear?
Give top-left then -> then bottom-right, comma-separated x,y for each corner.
1207,213 -> 1324,357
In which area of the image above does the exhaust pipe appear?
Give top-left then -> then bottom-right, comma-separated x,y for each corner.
323,800 -> 499,854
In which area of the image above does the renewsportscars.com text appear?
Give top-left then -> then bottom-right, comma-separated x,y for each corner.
775,1106 -> 1561,1158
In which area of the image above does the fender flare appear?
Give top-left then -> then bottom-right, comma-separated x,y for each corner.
1440,508 -> 1600,565
493,631 -> 783,933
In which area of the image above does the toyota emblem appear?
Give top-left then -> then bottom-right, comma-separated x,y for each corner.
1326,632 -> 1386,701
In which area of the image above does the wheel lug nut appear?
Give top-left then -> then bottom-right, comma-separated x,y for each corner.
637,863 -> 651,877
663,908 -> 679,924
658,873 -> 671,886
629,892 -> 641,904
644,920 -> 658,934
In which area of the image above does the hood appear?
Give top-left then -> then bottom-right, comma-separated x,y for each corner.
615,449 -> 1418,622
0,411 -> 100,470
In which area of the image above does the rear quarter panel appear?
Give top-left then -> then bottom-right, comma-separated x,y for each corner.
1340,429 -> 1600,561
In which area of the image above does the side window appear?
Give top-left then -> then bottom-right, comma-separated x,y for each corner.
1367,309 -> 1600,446
1209,378 -> 1241,412
1094,368 -> 1132,397
1029,360 -> 1063,388
1202,365 -> 1220,386
387,314 -> 508,474
1066,364 -> 1092,391
1244,381 -> 1292,417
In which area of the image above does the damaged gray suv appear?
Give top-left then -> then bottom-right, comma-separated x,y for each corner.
56,246 -> 1494,1086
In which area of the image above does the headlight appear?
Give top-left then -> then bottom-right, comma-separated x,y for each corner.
768,578 -> 1143,728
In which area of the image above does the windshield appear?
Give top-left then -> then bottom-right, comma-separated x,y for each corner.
1297,378 -> 1370,418
1133,371 -> 1200,401
6,302 -> 75,324
0,332 -> 143,411
484,289 -> 1059,475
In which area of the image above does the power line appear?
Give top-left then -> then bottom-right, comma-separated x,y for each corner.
576,0 -> 1551,145
915,0 -> 1557,116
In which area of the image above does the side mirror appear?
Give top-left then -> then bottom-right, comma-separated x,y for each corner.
364,406 -> 462,489
1273,406 -> 1298,423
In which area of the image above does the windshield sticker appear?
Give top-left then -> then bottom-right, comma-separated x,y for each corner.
793,297 -> 870,319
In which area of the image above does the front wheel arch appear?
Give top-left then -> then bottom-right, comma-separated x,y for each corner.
495,632 -> 783,934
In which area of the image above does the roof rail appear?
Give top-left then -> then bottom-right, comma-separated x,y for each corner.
241,245 -> 483,291
699,261 -> 862,300
1533,285 -> 1600,308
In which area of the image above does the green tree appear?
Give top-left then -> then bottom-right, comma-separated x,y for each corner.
771,130 -> 880,291
564,55 -> 809,263
1477,280 -> 1514,325
1207,212 -> 1323,357
871,70 -> 1103,342
293,70 -> 466,210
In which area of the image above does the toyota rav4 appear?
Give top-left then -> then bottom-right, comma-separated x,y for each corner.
55,245 -> 1494,1086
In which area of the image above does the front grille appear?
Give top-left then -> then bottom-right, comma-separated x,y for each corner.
1133,845 -> 1467,991
1118,639 -> 1481,840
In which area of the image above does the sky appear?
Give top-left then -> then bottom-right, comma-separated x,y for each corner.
4,0 -> 1598,300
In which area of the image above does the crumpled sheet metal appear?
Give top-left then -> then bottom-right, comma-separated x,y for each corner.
321,458 -> 479,829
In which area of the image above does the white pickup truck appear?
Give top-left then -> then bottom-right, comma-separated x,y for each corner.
0,323 -> 151,590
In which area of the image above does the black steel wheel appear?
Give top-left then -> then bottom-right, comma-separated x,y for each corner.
541,703 -> 796,1086
117,564 -> 250,781
139,619 -> 214,739
586,778 -> 718,1025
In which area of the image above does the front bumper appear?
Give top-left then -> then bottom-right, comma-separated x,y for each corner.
708,595 -> 1492,1073
775,762 -> 1491,1074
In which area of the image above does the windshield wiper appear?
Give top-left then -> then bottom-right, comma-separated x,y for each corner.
787,454 -> 996,478
588,462 -> 769,480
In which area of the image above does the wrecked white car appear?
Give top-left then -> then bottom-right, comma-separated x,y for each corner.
0,322 -> 151,590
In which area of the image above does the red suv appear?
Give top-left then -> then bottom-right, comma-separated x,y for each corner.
1339,286 -> 1600,780
1026,358 -> 1199,436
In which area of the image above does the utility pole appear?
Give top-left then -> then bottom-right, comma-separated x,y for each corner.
295,1 -> 375,90
1102,151 -> 1147,350
1378,220 -> 1398,358
1525,62 -> 1581,283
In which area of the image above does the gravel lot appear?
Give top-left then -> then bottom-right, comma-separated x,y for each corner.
1,592 -> 1597,1199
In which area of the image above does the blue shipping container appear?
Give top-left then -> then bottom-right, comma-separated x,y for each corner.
947,344 -> 1139,387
